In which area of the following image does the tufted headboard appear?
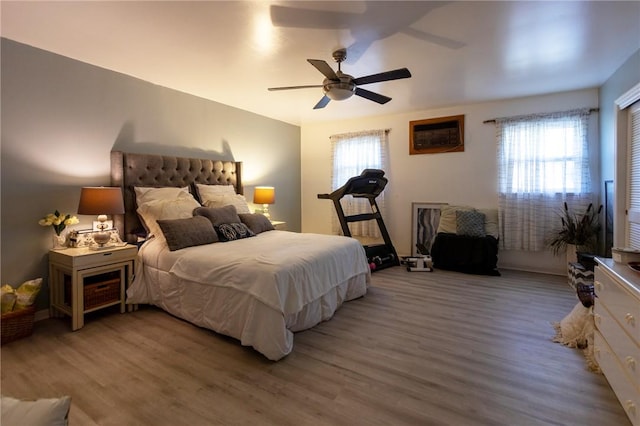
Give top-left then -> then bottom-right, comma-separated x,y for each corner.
110,151 -> 243,243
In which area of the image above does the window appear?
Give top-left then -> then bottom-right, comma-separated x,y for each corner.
330,129 -> 388,237
496,109 -> 594,251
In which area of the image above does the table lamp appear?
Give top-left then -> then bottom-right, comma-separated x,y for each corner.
253,186 -> 275,219
77,187 -> 125,248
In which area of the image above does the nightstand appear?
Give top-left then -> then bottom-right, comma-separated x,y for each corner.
48,245 -> 136,330
271,220 -> 287,230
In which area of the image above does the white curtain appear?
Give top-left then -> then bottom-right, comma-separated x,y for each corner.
330,129 -> 389,237
496,109 -> 593,251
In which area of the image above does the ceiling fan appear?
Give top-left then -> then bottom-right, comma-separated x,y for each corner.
267,48 -> 411,109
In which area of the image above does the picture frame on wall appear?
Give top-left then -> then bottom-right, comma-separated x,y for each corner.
411,202 -> 448,256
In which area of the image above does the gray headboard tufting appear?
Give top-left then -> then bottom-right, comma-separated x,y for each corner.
110,151 -> 243,243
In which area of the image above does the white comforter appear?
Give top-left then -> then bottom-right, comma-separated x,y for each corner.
127,231 -> 370,360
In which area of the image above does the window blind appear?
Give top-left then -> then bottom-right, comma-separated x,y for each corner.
628,102 -> 640,249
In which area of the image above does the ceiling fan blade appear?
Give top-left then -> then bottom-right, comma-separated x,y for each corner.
268,85 -> 323,91
355,87 -> 391,105
353,68 -> 412,86
313,95 -> 331,109
307,59 -> 339,80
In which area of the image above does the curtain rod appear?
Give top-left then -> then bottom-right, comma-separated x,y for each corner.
483,108 -> 599,124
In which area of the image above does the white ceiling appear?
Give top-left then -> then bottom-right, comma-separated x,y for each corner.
2,1 -> 639,126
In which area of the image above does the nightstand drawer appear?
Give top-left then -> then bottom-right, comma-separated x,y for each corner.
50,245 -> 137,269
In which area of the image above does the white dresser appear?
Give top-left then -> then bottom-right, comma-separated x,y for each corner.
594,257 -> 640,425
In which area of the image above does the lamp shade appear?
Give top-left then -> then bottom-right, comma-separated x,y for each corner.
77,187 -> 125,215
253,186 -> 275,205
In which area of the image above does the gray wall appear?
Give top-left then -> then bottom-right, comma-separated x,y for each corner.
600,49 -> 640,184
1,38 -> 301,309
599,49 -> 640,250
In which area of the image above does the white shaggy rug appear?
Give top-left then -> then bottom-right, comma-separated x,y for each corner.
552,302 -> 601,373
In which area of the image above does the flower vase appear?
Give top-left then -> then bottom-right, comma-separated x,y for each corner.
52,233 -> 67,250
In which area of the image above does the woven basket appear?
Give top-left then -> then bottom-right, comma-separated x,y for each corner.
84,279 -> 120,310
1,305 -> 35,345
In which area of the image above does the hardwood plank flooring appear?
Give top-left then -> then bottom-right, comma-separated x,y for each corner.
1,268 -> 630,425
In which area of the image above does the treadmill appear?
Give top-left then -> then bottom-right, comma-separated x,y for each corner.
318,169 -> 399,271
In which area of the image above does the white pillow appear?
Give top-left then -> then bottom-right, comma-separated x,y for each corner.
437,205 -> 475,234
137,196 -> 201,240
478,208 -> 499,239
1,395 -> 71,426
134,186 -> 190,206
195,183 -> 236,202
203,194 -> 251,214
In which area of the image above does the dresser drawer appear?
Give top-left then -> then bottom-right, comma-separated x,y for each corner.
50,245 -> 137,269
594,302 -> 640,386
595,331 -> 640,425
595,266 -> 640,340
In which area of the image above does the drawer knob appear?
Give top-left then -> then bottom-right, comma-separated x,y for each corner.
624,400 -> 636,417
625,356 -> 636,371
594,280 -> 603,292
625,313 -> 635,326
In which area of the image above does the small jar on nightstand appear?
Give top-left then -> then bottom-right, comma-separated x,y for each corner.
270,220 -> 287,230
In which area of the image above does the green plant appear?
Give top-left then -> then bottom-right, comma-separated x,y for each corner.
548,202 -> 602,255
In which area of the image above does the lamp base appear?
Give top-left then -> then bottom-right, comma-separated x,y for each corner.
261,204 -> 271,219
93,230 -> 112,247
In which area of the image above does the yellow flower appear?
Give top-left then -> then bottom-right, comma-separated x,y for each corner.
38,209 -> 79,236
64,217 -> 79,226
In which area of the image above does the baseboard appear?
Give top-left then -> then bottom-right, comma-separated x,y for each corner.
34,308 -> 50,322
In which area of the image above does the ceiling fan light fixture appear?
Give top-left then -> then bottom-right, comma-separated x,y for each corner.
323,82 -> 356,100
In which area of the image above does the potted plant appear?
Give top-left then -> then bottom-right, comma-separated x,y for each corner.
548,202 -> 602,259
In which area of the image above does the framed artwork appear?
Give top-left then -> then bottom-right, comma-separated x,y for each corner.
605,180 -> 614,257
411,202 -> 448,256
409,115 -> 464,155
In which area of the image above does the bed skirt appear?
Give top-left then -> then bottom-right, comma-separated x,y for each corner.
127,264 -> 368,361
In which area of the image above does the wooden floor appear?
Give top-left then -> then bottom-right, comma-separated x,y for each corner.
1,267 -> 630,425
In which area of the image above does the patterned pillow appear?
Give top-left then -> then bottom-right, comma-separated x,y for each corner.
437,205 -> 475,234
456,210 -> 486,237
215,222 -> 256,241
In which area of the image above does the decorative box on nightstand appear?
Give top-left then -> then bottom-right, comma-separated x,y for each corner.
48,244 -> 136,331
271,220 -> 287,230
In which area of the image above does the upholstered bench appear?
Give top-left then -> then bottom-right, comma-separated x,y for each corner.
430,205 -> 500,276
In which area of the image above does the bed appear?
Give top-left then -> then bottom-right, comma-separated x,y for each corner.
110,151 -> 370,360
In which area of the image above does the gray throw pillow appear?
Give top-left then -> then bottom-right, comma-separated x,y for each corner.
193,205 -> 240,227
215,222 -> 256,241
456,210 -> 486,238
157,216 -> 218,251
239,213 -> 275,234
